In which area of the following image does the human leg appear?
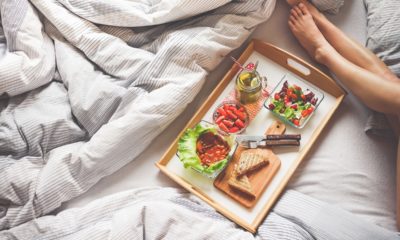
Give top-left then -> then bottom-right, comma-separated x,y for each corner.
288,4 -> 400,114
287,0 -> 399,82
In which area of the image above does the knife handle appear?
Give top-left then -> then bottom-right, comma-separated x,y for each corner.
266,134 -> 301,140
263,139 -> 300,147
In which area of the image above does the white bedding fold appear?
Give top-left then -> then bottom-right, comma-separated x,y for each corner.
0,0 -> 276,229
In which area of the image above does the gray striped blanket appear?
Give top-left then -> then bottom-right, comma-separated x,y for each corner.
0,0 -> 398,239
0,0 -> 275,230
1,188 -> 398,239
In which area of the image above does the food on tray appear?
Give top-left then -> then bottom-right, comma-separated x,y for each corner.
228,165 -> 255,197
196,132 -> 230,166
235,70 -> 263,104
236,151 -> 268,177
266,80 -> 319,127
177,122 -> 235,175
213,101 -> 248,134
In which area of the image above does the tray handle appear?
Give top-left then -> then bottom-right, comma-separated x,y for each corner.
287,58 -> 311,76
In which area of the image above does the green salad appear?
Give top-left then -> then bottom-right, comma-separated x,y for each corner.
267,80 -> 317,127
177,123 -> 234,175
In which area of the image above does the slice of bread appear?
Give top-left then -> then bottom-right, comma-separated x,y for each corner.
236,151 -> 268,177
228,168 -> 255,198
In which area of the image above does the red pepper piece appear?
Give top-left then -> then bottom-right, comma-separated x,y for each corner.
215,115 -> 225,124
218,122 -> 229,133
229,127 -> 239,133
217,107 -> 227,117
235,119 -> 245,129
226,110 -> 237,120
222,119 -> 234,127
234,109 -> 246,121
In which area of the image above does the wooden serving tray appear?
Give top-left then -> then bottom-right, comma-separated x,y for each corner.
214,121 -> 285,208
156,39 -> 346,233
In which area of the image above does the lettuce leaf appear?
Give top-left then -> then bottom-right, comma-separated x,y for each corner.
177,123 -> 233,175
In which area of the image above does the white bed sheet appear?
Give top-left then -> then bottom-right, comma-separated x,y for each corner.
60,0 -> 398,232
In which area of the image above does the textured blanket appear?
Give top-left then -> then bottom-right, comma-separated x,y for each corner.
1,188 -> 397,240
0,0 -> 276,229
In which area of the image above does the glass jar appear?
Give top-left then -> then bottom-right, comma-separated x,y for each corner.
235,70 -> 263,104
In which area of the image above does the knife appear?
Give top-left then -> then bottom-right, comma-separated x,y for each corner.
236,134 -> 301,148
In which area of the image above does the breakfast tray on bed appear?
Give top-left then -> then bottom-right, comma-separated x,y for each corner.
156,39 -> 345,233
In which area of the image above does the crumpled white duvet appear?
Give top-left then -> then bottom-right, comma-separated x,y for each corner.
0,0 -> 276,229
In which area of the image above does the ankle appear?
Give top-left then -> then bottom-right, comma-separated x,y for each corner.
314,45 -> 333,64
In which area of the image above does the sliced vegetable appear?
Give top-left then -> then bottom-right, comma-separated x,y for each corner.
213,102 -> 248,134
267,80 -> 319,127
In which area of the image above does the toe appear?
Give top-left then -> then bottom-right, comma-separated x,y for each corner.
289,15 -> 297,24
288,20 -> 295,31
298,3 -> 309,15
291,9 -> 299,19
294,6 -> 303,16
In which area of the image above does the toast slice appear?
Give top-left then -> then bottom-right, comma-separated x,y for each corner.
228,168 -> 255,198
236,151 -> 268,177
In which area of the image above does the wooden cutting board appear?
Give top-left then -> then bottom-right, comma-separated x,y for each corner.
213,121 -> 285,208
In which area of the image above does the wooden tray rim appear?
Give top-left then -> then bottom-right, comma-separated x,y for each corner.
155,39 -> 346,233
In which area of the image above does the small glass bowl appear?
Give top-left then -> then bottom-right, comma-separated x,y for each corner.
212,101 -> 249,135
264,74 -> 324,129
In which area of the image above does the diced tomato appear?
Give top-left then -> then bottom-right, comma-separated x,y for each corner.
301,109 -> 309,117
236,111 -> 246,121
217,107 -> 227,117
218,122 -> 229,133
294,84 -> 301,91
274,93 -> 280,100
287,89 -> 293,96
292,119 -> 300,126
238,106 -> 245,112
308,107 -> 314,113
291,104 -> 297,110
222,120 -> 234,127
301,94 -> 306,101
290,93 -> 297,100
229,127 -> 239,133
235,119 -> 245,129
226,110 -> 237,120
215,115 -> 225,124
284,96 -> 290,104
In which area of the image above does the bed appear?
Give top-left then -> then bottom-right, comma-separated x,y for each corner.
58,0 -> 398,232
0,0 -> 398,238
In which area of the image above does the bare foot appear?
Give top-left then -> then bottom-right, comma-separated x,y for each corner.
286,0 -> 327,29
288,4 -> 335,63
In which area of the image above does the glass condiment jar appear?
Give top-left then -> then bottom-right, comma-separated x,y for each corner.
235,70 -> 263,104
